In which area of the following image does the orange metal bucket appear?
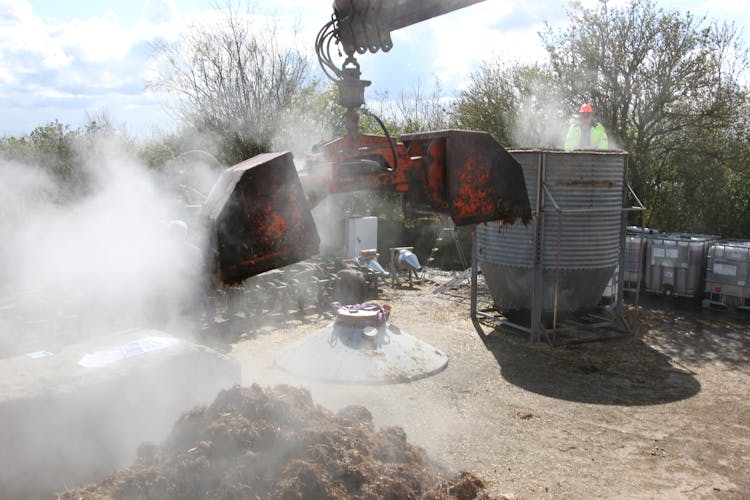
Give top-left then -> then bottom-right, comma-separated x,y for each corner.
202,152 -> 320,284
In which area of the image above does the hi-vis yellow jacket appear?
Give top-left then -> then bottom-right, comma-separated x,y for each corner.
564,122 -> 608,151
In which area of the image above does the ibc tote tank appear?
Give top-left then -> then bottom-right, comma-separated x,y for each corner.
623,226 -> 658,290
476,150 -> 627,315
644,233 -> 719,298
703,240 -> 750,309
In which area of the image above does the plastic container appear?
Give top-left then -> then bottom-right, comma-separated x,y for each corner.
644,233 -> 719,298
702,240 -> 750,310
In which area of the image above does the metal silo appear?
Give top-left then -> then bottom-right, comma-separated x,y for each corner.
474,150 -> 630,339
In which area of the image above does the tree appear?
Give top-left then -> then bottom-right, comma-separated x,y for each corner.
541,0 -> 750,230
392,78 -> 452,135
451,61 -> 567,148
657,104 -> 750,236
0,116 -> 137,203
149,1 -> 314,165
0,121 -> 86,201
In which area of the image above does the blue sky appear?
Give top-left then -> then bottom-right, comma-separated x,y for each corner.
1,0 -> 748,138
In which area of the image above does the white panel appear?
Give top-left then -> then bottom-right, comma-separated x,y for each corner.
346,217 -> 378,258
714,263 -> 737,276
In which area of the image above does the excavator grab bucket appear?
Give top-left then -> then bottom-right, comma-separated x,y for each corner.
399,130 -> 532,226
201,132 -> 530,285
202,152 -> 320,284
442,131 -> 530,226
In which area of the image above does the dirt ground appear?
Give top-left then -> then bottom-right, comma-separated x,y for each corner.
215,273 -> 750,499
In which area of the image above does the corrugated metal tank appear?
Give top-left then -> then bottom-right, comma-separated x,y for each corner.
476,150 -> 626,314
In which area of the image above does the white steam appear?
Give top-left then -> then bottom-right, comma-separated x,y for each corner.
509,83 -> 569,149
0,140 -> 212,356
511,92 -> 623,151
273,108 -> 333,161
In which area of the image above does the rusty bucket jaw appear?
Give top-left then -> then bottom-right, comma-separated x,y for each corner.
302,129 -> 532,229
202,130 -> 531,285
399,130 -> 532,226
202,152 -> 320,284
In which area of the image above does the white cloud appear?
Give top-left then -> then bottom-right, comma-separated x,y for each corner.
368,0 -> 566,95
0,49 -> 12,85
56,12 -> 133,64
141,0 -> 177,25
1,0 -> 748,138
0,0 -> 34,25
0,0 -> 192,134
0,2 -> 69,70
709,1 -> 750,13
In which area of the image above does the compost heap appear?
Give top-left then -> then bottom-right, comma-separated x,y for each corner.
59,384 -> 490,499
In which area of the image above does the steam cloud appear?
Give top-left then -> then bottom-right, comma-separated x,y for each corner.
0,139 -> 214,357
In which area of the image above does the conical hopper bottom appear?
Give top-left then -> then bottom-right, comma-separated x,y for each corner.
275,317 -> 448,384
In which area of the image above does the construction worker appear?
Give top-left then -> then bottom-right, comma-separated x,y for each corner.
564,103 -> 608,151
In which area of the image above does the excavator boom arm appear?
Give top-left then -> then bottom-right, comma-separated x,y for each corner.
301,130 -> 530,226
334,0 -> 486,55
203,130 -> 530,284
201,0 -> 531,285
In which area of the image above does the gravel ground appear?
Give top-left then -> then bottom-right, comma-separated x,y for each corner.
223,271 -> 750,499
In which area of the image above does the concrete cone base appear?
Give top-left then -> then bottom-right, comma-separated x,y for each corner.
275,322 -> 448,384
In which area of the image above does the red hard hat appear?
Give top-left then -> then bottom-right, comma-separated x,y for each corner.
579,103 -> 594,114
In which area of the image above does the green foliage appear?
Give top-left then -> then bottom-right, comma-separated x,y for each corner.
332,191 -> 404,221
540,0 -> 750,234
652,120 -> 750,238
446,0 -> 750,237
149,2 -> 314,165
290,82 -> 344,140
0,116 -> 141,204
5,0 -> 750,240
0,120 -> 87,201
8,121 -> 78,180
451,62 -> 519,146
138,137 -> 180,170
451,61 -> 566,148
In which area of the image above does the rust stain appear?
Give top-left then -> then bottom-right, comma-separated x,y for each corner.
230,247 -> 296,269
265,213 -> 287,241
558,180 -> 616,188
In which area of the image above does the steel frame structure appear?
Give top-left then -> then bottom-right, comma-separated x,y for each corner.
470,153 -> 646,344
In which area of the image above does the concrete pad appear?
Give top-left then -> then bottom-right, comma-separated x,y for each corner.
0,329 -> 240,499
